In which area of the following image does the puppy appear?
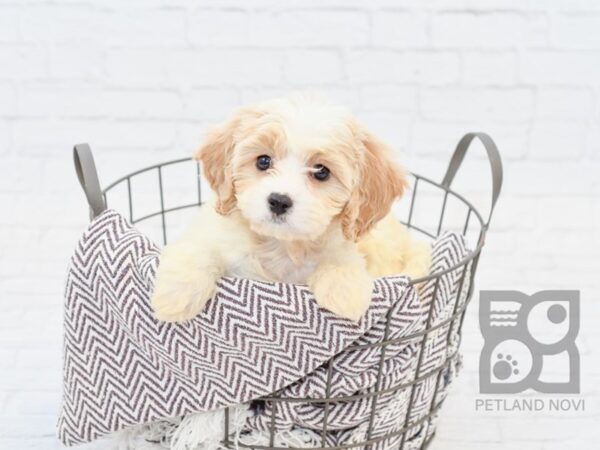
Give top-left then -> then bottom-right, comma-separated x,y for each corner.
151,95 -> 431,322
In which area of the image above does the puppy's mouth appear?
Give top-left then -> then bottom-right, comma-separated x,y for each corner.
269,213 -> 288,224
249,213 -> 291,232
250,213 -> 325,242
248,216 -> 297,242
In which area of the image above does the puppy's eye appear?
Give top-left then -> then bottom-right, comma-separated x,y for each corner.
256,155 -> 272,171
313,164 -> 330,181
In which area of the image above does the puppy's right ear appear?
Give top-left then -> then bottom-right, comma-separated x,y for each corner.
195,107 -> 259,215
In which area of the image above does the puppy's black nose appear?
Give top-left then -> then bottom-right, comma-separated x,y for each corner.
268,193 -> 293,216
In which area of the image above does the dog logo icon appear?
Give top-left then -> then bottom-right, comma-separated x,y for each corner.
479,290 -> 580,394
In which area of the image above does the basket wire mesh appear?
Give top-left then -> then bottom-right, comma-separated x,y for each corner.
75,132 -> 502,450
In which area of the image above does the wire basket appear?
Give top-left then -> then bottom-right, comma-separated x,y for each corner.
73,132 -> 503,450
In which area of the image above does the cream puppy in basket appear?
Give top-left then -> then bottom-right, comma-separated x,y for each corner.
152,95 -> 431,322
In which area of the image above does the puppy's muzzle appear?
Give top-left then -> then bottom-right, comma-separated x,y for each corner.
268,193 -> 293,216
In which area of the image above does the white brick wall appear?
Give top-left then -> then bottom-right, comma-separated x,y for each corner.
0,1 -> 599,449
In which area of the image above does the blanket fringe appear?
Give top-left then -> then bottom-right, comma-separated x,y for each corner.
110,407 -> 329,450
170,407 -> 251,450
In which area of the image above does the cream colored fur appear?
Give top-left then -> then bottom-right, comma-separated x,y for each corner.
151,94 -> 431,322
358,214 -> 432,280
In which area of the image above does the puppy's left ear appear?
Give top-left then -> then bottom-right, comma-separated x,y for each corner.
342,130 -> 409,242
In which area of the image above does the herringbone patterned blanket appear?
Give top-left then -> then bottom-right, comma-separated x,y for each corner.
57,210 -> 468,447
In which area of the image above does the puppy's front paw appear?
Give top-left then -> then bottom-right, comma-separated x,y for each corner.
151,268 -> 218,322
151,246 -> 220,322
308,265 -> 374,321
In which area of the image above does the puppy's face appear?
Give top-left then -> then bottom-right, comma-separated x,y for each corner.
197,96 -> 407,242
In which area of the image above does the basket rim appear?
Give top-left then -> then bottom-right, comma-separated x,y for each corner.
101,157 -> 487,287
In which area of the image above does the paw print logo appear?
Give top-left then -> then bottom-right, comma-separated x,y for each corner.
479,291 -> 579,394
484,338 -> 531,387
494,354 -> 519,380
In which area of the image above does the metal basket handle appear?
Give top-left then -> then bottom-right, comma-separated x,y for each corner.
441,132 -> 503,226
73,143 -> 106,220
